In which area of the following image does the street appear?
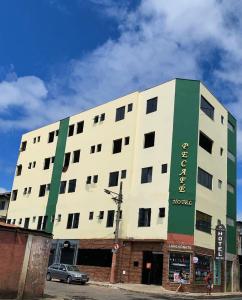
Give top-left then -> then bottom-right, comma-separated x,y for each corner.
44,281 -> 242,300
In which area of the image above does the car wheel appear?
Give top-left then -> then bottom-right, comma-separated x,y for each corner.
66,276 -> 72,284
46,273 -> 52,281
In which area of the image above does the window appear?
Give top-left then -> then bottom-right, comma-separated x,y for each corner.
196,210 -> 212,234
161,164 -> 168,174
77,121 -> 84,134
12,190 -> 18,201
57,214 -> 61,222
12,219 -> 16,225
77,249 -> 112,267
68,124 -> 75,137
97,144 -> 102,152
198,167 -> 213,190
218,180 -> 222,189
141,167 -> 153,184
228,121 -> 235,132
100,113 -> 105,121
0,201 -> 5,210
48,131 -> 55,143
121,170 -> 127,179
33,137 -> 36,143
93,175 -> 98,183
33,161 -> 36,168
68,179 -> 76,193
16,165 -> 22,176
99,211 -> 104,219
37,136 -> 40,142
221,116 -> 224,124
24,218 -> 30,229
23,187 -> 27,195
59,181 -> 67,194
220,147 -> 224,156
106,210 -> 115,227
109,171 -> 119,187
86,176 -> 91,184
115,106 -> 125,121
21,141 -> 27,151
195,255 -> 212,283
28,187 -> 32,194
144,131 -> 155,148
227,183 -> 235,194
113,139 -> 122,154
228,151 -> 235,162
146,97 -> 157,114
159,208 -> 165,218
63,152 -> 71,169
200,96 -> 214,120
89,212 -> 94,220
94,115 -> 99,124
28,162 -> 32,169
55,130 -> 59,136
39,185 -> 46,197
44,158 -> 51,170
90,145 -> 95,154
138,208 -> 151,227
37,216 -> 48,230
67,213 -> 80,229
128,103 -> 133,112
33,216 -> 36,222
199,132 -> 213,154
73,150 -> 80,163
19,218 -> 22,225
124,136 -> 130,145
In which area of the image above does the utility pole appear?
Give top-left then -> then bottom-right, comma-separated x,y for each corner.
104,181 -> 123,284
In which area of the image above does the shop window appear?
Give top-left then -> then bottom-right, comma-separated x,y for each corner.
201,96 -> 214,120
77,121 -> 84,134
199,131 -> 213,154
106,210 -> 115,227
161,164 -> 168,174
59,181 -> 67,194
73,150 -> 80,163
198,167 -> 213,190
141,167 -> 153,183
48,131 -> 55,143
138,208 -> 151,227
68,124 -> 75,137
77,249 -> 112,267
16,164 -> 22,176
144,131 -> 155,148
196,210 -> 212,234
146,97 -> 157,114
115,106 -> 125,122
68,179 -> 76,193
109,171 -> 119,187
169,252 -> 191,283
195,255 -> 212,283
11,190 -> 18,201
113,138 -> 122,154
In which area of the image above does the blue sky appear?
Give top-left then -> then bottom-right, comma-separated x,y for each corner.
0,0 -> 241,218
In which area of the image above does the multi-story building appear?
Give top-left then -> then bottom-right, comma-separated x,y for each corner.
7,79 -> 237,292
0,192 -> 10,222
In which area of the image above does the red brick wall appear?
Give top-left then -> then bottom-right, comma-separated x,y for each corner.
0,230 -> 27,298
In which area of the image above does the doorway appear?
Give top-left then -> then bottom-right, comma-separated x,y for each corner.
142,251 -> 163,285
60,247 -> 75,264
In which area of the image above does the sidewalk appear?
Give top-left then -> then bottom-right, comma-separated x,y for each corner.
89,281 -> 242,299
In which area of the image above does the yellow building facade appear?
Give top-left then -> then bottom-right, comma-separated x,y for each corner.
7,79 -> 237,291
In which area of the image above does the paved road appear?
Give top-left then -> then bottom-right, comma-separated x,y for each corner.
44,281 -> 242,300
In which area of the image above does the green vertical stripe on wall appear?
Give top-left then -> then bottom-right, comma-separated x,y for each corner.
168,79 -> 200,235
45,118 -> 69,233
227,113 -> 237,254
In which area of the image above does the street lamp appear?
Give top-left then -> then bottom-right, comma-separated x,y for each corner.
104,181 -> 123,284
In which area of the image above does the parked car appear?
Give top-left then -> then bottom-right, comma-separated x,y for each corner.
46,263 -> 89,284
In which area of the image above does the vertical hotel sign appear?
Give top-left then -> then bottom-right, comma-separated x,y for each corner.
215,224 -> 225,260
178,143 -> 189,193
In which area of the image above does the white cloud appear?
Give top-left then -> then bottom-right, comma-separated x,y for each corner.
1,0 -> 242,159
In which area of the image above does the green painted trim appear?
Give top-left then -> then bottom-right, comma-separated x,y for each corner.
168,79 -> 200,235
227,113 -> 237,254
45,118 -> 69,233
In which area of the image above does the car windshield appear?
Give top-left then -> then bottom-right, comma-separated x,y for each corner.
66,265 -> 80,272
